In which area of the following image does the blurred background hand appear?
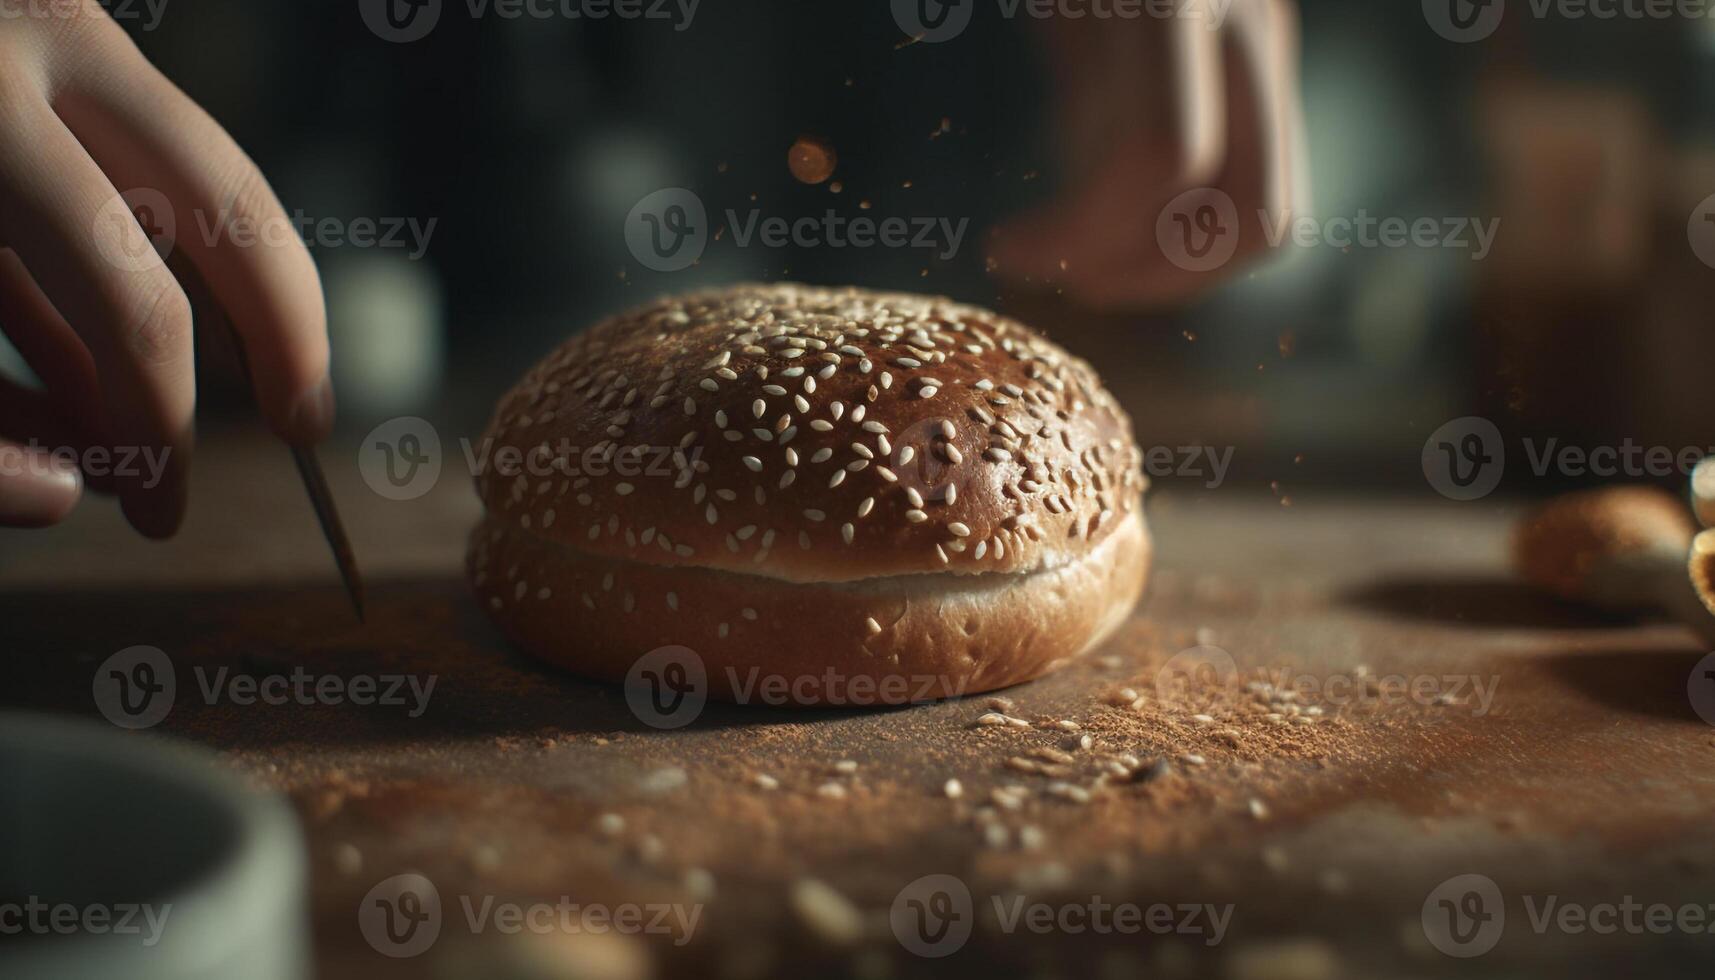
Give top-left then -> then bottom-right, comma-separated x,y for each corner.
989,0 -> 1308,309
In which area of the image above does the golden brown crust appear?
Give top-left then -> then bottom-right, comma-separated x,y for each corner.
1512,486 -> 1695,600
468,509 -> 1150,705
473,284 -> 1146,583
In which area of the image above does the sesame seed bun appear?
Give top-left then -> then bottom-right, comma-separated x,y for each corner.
467,283 -> 1150,704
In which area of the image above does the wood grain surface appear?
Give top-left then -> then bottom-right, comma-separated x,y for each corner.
4,434 -> 1714,979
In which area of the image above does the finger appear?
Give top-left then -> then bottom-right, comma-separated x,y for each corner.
0,249 -> 107,443
0,91 -> 192,538
0,404 -> 82,529
53,23 -> 333,444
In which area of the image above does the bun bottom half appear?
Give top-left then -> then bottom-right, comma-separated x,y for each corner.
468,511 -> 1150,706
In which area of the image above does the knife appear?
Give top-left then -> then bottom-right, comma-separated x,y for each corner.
172,253 -> 366,623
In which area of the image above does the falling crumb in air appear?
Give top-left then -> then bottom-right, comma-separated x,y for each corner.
788,137 -> 837,184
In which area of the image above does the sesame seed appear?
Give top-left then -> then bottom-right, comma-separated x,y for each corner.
804,509 -> 826,521
985,448 -> 1012,462
945,484 -> 957,504
812,448 -> 833,463
948,522 -> 971,537
811,420 -> 833,432
699,378 -> 719,392
841,523 -> 855,544
752,399 -> 766,418
616,483 -> 635,495
828,471 -> 846,488
898,446 -> 915,465
862,421 -> 888,433
857,497 -> 875,517
905,509 -> 927,523
743,456 -> 763,472
919,386 -> 939,399
877,467 -> 898,482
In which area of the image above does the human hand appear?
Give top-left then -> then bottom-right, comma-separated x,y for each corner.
0,1 -> 331,534
988,0 -> 1308,310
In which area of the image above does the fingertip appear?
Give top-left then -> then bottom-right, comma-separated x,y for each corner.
0,452 -> 83,528
120,477 -> 185,539
282,374 -> 336,445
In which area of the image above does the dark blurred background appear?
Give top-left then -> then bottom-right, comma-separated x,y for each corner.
17,0 -> 1715,500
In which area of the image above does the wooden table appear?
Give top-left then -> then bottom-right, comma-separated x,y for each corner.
5,433 -> 1714,979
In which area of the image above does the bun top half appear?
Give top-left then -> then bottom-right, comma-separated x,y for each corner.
476,283 -> 1145,583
